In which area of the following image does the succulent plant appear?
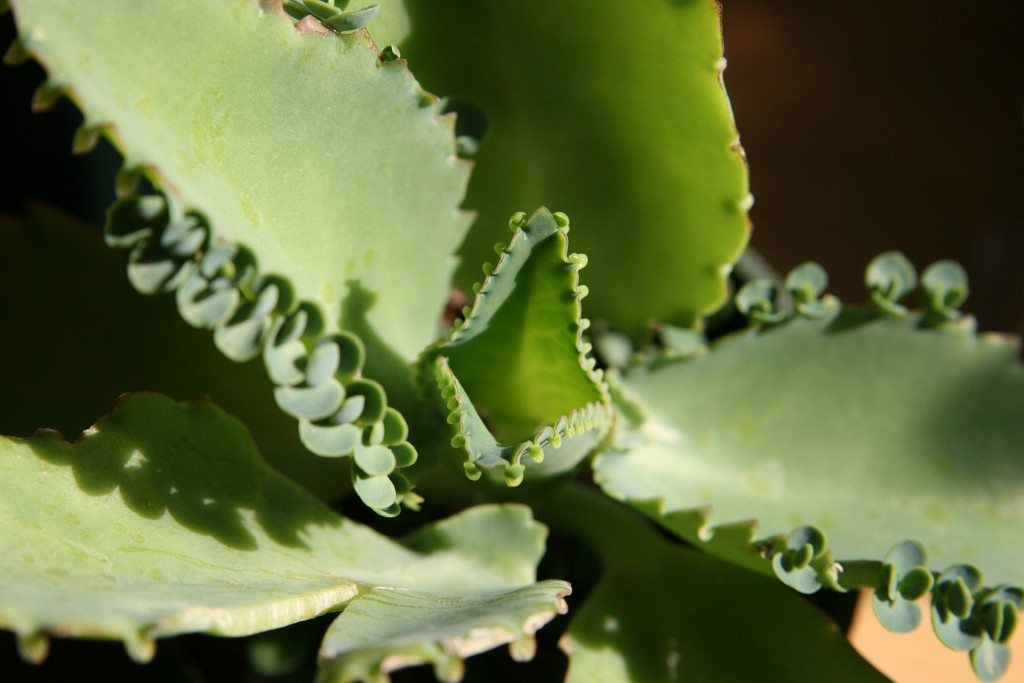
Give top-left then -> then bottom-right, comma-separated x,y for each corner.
1,1 -> 1019,681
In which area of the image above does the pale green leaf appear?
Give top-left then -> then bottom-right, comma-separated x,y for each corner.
10,0 -> 471,361
596,310 -> 1024,587
0,393 -> 561,665
316,582 -> 569,683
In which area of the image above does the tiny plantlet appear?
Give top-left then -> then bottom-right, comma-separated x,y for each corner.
1,1 -> 1020,681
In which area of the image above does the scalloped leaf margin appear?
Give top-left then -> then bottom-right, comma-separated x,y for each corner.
595,256 -> 1024,680
6,0 -> 477,513
420,208 -> 611,486
395,0 -> 752,334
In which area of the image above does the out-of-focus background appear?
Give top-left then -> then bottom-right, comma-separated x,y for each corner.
723,1 -> 1023,334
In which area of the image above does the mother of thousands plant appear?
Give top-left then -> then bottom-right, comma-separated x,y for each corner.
1,1 -> 1020,681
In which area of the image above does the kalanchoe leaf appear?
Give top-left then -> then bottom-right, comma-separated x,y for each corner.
316,583 -> 570,683
547,486 -> 885,682
872,541 -> 932,633
932,564 -> 985,651
420,208 -> 611,486
922,259 -> 970,324
866,250 -> 917,316
10,0 -> 473,367
0,394 -> 566,665
594,254 -> 1023,679
596,290 -> 1024,587
972,637 -> 1013,683
396,0 -> 750,334
771,526 -> 829,594
735,279 -> 787,324
784,261 -> 837,317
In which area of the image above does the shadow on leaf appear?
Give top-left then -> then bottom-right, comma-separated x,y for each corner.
26,393 -> 340,551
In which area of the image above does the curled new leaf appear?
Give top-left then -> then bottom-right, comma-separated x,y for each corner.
932,564 -> 985,651
784,261 -> 837,317
283,0 -> 380,34
421,209 -> 611,486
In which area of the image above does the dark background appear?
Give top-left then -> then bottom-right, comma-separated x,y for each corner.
2,2 -> 1022,331
727,2 -> 1023,332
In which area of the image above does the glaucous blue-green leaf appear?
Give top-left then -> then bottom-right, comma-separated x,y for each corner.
395,0 -> 750,334
596,260 -> 1024,680
545,486 -> 884,682
596,257 -> 1024,680
317,582 -> 569,683
596,307 -> 1024,587
421,209 -> 611,486
10,0 -> 471,362
0,392 -> 565,673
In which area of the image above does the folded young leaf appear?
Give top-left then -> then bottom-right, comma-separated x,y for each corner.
395,0 -> 751,334
0,393 -> 563,668
546,486 -> 884,682
421,209 -> 611,486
